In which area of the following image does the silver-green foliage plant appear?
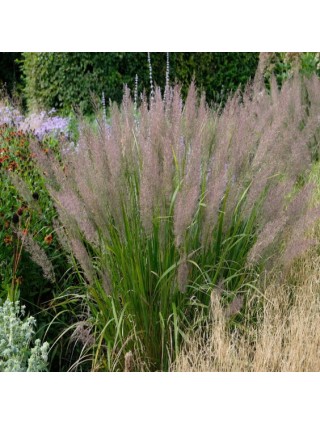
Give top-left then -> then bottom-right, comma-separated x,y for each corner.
0,299 -> 49,372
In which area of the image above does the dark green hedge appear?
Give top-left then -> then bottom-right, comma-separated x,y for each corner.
21,53 -> 259,114
0,53 -> 22,94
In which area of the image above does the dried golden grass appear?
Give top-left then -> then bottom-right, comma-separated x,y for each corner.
173,247 -> 320,372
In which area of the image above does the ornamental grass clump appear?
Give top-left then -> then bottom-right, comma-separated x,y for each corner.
34,73 -> 320,371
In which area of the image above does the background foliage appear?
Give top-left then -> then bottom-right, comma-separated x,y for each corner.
0,53 -> 22,95
20,53 -> 259,113
2,52 -> 320,115
260,52 -> 320,87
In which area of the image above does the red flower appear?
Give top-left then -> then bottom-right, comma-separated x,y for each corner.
0,155 -> 9,163
4,235 -> 13,245
7,161 -> 18,171
44,234 -> 53,245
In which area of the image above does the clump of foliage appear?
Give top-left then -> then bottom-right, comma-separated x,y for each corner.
0,104 -> 72,305
0,298 -> 49,372
0,100 -> 99,371
21,53 -> 259,114
259,52 -> 320,87
0,117 -> 76,371
34,72 -> 320,371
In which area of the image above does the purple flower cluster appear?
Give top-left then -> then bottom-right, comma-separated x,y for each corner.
35,115 -> 70,140
0,104 -> 24,127
21,110 -> 70,141
0,103 -> 70,142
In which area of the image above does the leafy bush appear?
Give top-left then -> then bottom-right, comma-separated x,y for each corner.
0,298 -> 49,371
0,104 -> 71,304
21,53 -> 259,114
33,73 -> 320,371
0,99 -> 102,370
259,52 -> 320,87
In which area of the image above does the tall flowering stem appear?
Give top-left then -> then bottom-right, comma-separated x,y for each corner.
147,52 -> 154,101
164,52 -> 170,105
134,74 -> 139,112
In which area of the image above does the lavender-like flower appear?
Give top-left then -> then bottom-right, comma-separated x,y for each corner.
0,104 -> 24,127
35,115 -> 70,140
20,111 -> 70,141
147,52 -> 154,101
101,92 -> 107,120
164,52 -> 170,105
134,74 -> 139,111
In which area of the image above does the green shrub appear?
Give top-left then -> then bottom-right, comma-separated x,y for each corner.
0,117 -> 69,305
21,53 -> 259,114
0,102 -> 97,370
260,52 -> 320,87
